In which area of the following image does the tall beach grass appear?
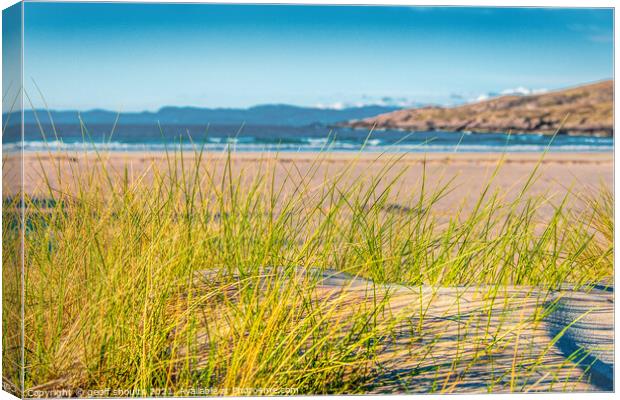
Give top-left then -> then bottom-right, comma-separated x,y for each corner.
2,129 -> 614,394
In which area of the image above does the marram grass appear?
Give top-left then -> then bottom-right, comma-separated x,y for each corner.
2,141 -> 613,395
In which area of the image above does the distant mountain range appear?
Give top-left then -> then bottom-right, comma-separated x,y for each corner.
19,104 -> 402,127
344,80 -> 613,137
7,81 -> 613,138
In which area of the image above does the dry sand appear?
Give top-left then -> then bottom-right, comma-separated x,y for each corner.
4,152 -> 613,218
195,267 -> 613,392
3,151 -> 614,392
309,269 -> 614,393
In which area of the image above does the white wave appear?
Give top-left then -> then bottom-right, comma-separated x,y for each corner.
2,140 -> 613,154
305,138 -> 329,145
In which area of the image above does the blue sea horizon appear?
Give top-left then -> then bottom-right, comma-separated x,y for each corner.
2,123 -> 614,153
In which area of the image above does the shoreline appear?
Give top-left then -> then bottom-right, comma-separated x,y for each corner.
341,124 -> 614,138
7,150 -> 615,162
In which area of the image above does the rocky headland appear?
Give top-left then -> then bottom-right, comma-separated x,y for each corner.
344,80 -> 613,137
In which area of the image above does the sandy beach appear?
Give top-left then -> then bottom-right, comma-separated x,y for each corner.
6,151 -> 613,219
3,150 -> 614,394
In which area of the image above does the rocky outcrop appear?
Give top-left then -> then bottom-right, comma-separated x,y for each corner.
345,80 -> 613,137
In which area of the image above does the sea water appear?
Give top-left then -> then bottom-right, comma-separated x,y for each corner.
3,123 -> 614,153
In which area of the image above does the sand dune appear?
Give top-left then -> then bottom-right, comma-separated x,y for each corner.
196,267 -> 613,392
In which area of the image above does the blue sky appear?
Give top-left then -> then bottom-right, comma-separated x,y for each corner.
2,2 -> 22,115
21,3 -> 614,111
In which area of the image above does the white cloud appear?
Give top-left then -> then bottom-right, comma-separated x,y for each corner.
468,86 -> 548,103
318,86 -> 550,110
315,96 -> 422,110
474,94 -> 490,102
500,87 -> 548,96
315,101 -> 346,110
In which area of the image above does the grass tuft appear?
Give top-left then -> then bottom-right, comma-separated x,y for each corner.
2,134 -> 613,394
